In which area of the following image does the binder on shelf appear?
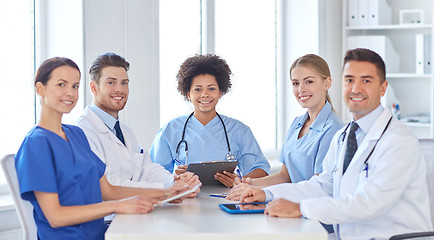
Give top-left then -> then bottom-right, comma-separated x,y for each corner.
416,34 -> 424,74
367,0 -> 391,26
415,34 -> 432,74
348,0 -> 358,26
358,0 -> 369,26
347,35 -> 400,73
424,35 -> 431,74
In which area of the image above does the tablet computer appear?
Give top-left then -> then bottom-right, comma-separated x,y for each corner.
155,183 -> 201,206
219,202 -> 268,214
186,161 -> 238,186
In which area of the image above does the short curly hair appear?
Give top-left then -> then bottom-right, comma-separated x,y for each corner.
176,54 -> 232,100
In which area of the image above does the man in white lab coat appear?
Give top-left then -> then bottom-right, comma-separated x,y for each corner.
240,48 -> 432,239
76,52 -> 199,189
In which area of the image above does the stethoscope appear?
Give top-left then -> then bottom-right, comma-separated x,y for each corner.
174,112 -> 235,165
337,116 -> 393,177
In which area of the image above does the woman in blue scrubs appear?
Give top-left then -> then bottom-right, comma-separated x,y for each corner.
15,57 -> 187,240
150,54 -> 270,187
227,54 -> 343,200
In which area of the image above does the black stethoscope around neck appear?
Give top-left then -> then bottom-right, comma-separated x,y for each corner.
338,116 -> 393,177
174,112 -> 235,165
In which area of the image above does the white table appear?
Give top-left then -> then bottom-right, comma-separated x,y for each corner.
105,186 -> 328,240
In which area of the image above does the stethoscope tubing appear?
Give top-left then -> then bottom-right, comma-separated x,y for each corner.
175,112 -> 234,164
337,116 -> 393,175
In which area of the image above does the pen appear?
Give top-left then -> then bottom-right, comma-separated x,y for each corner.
364,164 -> 369,178
173,158 -> 183,166
236,168 -> 242,179
209,193 -> 227,198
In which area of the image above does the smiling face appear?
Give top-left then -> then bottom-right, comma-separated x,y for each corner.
187,74 -> 222,119
90,66 -> 129,118
36,65 -> 80,115
343,60 -> 388,120
291,66 -> 331,113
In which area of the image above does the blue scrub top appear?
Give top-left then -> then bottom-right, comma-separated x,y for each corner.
15,124 -> 106,240
150,114 -> 270,175
280,101 -> 343,183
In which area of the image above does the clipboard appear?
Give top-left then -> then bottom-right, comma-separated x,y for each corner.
186,161 -> 238,186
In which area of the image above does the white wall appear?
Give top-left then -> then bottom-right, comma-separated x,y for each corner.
35,0 -> 84,124
83,0 -> 160,149
277,0 -> 343,146
319,0 -> 343,118
81,0 -> 342,149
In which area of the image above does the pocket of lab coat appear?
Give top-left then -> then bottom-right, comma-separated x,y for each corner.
356,168 -> 368,190
130,152 -> 145,181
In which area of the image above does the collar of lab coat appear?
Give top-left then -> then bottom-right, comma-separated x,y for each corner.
89,103 -> 118,131
353,104 -> 384,139
83,106 -> 130,147
341,107 -> 393,177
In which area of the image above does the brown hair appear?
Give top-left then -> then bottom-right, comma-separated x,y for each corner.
290,54 -> 335,112
35,57 -> 80,86
89,52 -> 130,84
343,48 -> 386,84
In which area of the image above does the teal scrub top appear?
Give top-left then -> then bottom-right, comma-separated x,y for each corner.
150,114 -> 270,175
279,101 -> 344,183
15,124 -> 106,240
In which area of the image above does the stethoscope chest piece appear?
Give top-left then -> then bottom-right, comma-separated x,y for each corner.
226,152 -> 235,162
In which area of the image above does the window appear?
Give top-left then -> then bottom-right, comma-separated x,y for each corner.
159,0 -> 201,126
160,0 -> 277,151
0,0 -> 35,185
0,0 -> 84,186
214,0 -> 276,150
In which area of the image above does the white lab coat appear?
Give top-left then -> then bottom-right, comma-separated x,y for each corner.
76,106 -> 173,188
266,108 -> 432,240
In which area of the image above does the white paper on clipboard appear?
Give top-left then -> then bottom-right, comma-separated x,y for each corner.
155,183 -> 201,206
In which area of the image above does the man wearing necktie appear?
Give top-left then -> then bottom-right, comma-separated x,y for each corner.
114,120 -> 125,146
239,48 -> 432,239
76,52 -> 200,192
342,121 -> 358,174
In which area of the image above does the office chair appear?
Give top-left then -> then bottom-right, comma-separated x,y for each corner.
1,154 -> 38,240
389,139 -> 434,240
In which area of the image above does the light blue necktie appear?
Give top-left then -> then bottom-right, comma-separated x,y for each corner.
343,122 -> 359,174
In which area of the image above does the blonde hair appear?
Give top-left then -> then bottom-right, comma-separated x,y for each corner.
290,54 -> 335,112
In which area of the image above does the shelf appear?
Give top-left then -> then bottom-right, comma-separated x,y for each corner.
345,24 -> 432,31
387,73 -> 432,79
342,0 -> 434,138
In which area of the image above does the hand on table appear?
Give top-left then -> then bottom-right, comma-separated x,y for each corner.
226,183 -> 250,201
159,184 -> 189,204
239,186 -> 266,203
265,198 -> 301,218
174,171 -> 201,198
116,195 -> 155,214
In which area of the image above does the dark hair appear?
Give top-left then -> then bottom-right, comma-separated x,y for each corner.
290,54 -> 335,112
343,48 -> 386,84
35,57 -> 80,86
89,52 -> 130,84
176,54 -> 232,100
